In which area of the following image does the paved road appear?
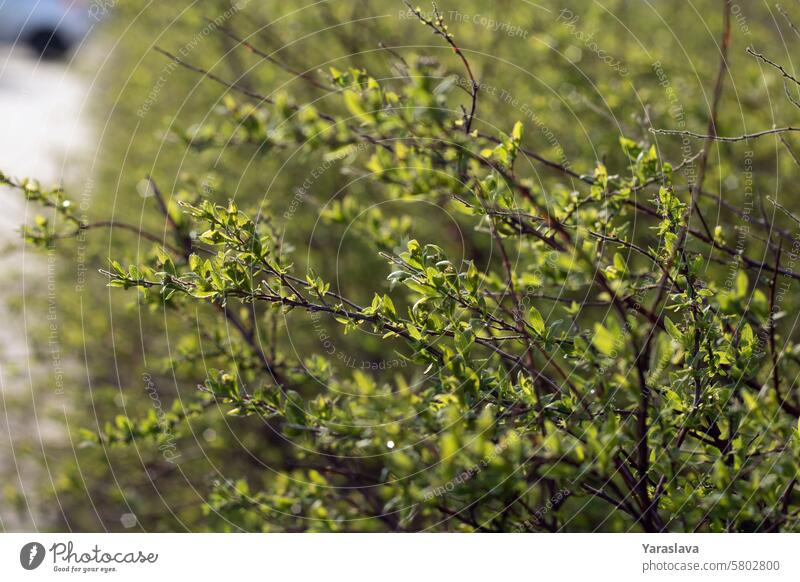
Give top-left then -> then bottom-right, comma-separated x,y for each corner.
0,44 -> 90,531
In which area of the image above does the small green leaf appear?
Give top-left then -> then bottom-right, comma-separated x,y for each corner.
528,306 -> 545,336
740,323 -> 754,345
736,271 -> 749,298
511,121 -> 523,142
664,317 -> 682,341
592,323 -> 618,357
343,90 -> 366,118
613,253 -> 626,274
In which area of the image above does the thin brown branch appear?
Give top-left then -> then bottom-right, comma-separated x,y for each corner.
405,1 -> 479,133
209,20 -> 332,92
652,126 -> 800,142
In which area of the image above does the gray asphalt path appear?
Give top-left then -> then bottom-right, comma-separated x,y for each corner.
0,44 -> 89,531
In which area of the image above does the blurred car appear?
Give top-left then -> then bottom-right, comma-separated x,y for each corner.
0,0 -> 91,58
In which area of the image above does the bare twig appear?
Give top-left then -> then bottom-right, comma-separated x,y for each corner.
652,126 -> 800,142
405,1 -> 479,133
209,20 -> 332,92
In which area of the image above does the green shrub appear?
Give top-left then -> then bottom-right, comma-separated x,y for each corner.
8,0 -> 800,532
